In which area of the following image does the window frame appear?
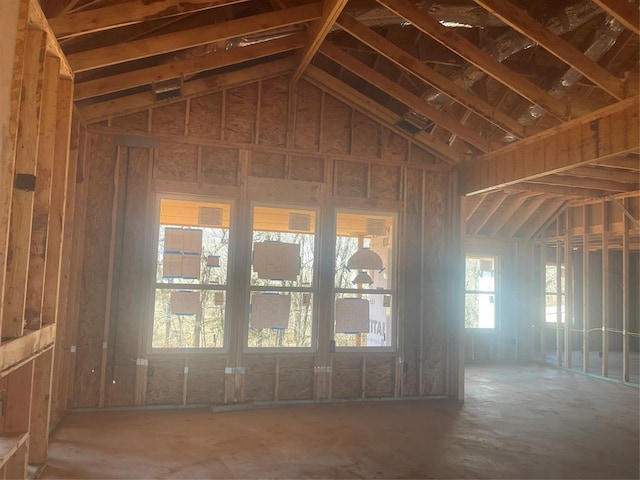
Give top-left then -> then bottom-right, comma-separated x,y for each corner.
146,193 -> 235,354
244,202 -> 321,353
544,263 -> 566,324
332,208 -> 398,353
464,254 -> 499,330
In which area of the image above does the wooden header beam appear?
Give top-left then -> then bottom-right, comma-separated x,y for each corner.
375,0 -> 569,121
290,0 -> 348,86
459,96 -> 640,195
472,0 -> 626,100
68,2 -> 322,72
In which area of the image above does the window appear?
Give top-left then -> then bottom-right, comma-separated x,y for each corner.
334,211 -> 395,349
465,256 -> 497,328
151,198 -> 231,349
248,205 -> 317,349
545,264 -> 565,323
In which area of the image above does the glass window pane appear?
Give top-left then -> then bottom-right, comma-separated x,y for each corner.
465,256 -> 495,292
248,291 -> 313,348
152,288 -> 225,348
334,293 -> 393,347
465,293 -> 495,328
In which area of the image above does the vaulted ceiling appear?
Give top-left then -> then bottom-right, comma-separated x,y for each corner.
40,0 -> 640,240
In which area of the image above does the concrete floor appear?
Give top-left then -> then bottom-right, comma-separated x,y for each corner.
42,364 -> 639,479
544,350 -> 640,384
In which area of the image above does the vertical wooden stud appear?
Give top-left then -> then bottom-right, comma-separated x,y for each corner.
555,239 -> 562,366
601,201 -> 609,377
540,243 -> 547,363
28,347 -> 54,464
621,199 -> 630,382
564,212 -> 572,369
582,205 -> 590,373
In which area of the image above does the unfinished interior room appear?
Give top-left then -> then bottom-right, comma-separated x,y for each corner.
1,0 -> 639,478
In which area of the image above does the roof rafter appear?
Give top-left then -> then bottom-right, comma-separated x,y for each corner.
337,13 -> 525,139
472,0 -> 626,100
290,0 -> 348,86
319,42 -> 491,152
49,0 -> 247,39
591,0 -> 640,36
74,33 -> 307,100
68,2 -> 322,72
375,0 -> 569,121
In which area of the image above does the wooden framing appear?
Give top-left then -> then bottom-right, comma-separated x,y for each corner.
591,0 -> 640,36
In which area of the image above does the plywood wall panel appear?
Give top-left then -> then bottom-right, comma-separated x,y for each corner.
410,144 -> 436,166
152,102 -> 186,135
351,111 -> 380,158
244,356 -> 276,401
111,111 -> 148,134
294,80 -> 321,152
259,77 -> 288,147
381,128 -> 408,163
187,357 -> 226,404
156,142 -> 197,182
370,165 -> 400,201
277,356 -> 314,400
320,95 -> 350,155
289,155 -> 324,182
74,133 -> 116,408
188,92 -> 223,140
365,356 -> 394,398
225,83 -> 258,144
201,146 -> 238,186
106,364 -> 136,407
334,160 -> 367,197
146,358 -> 184,405
250,151 -> 286,179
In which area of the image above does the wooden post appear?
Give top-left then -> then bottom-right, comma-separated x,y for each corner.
24,54 -> 60,330
564,212 -> 572,369
555,239 -> 562,366
582,205 -> 590,373
2,29 -> 46,340
621,199 -> 630,382
28,346 -> 54,464
601,202 -> 609,377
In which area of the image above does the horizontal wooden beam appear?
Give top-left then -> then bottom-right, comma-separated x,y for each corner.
528,174 -> 638,193
514,182 -> 608,198
590,156 -> 639,170
375,0 -> 569,121
319,42 -> 490,152
68,2 -> 322,72
336,13 -> 525,138
27,0 -> 72,78
472,0 -> 626,100
0,324 -> 55,379
290,0 -> 348,86
79,57 -> 294,122
305,64 -> 463,164
74,33 -> 306,100
459,96 -> 640,195
591,0 -> 640,36
568,166 -> 640,184
49,0 -> 247,39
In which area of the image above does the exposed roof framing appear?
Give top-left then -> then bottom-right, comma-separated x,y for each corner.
38,0 -> 639,240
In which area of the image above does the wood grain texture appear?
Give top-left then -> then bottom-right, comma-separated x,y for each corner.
320,95 -> 351,155
258,77 -> 288,148
111,111 -> 149,134
188,93 -> 223,140
152,102 -> 187,136
277,356 -> 314,400
334,160 -> 367,197
289,155 -> 324,182
146,358 -> 184,405
351,111 -> 380,159
370,164 -> 401,201
331,354 -> 362,399
250,151 -> 286,179
186,356 -> 226,404
225,83 -> 258,144
200,146 -> 238,186
156,142 -> 197,182
294,81 -> 322,152
365,355 -> 394,398
244,356 -> 276,401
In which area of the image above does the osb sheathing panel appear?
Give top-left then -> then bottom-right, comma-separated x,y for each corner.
277,356 -> 314,401
188,92 -> 223,140
351,111 -> 380,159
186,356 -> 226,404
294,80 -> 321,152
259,77 -> 288,148
106,364 -> 137,407
370,164 -> 400,201
321,95 -> 350,155
225,83 -> 258,144
289,155 -> 324,183
250,151 -> 286,179
111,110 -> 148,134
332,354 -> 362,399
201,146 -> 238,186
381,128 -> 408,163
411,144 -> 436,165
156,142 -> 197,183
74,133 -> 116,408
106,147 -> 152,406
334,160 -> 367,197
422,172 -> 448,395
152,102 -> 186,136
146,358 -> 184,405
402,168 -> 423,396
244,356 -> 276,401
365,356 -> 394,398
